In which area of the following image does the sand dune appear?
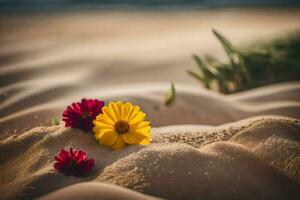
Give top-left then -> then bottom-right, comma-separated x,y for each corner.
1,116 -> 299,200
1,82 -> 300,141
39,182 -> 160,200
1,84 -> 299,199
1,9 -> 300,135
99,142 -> 299,200
0,8 -> 300,200
1,8 -> 300,121
226,82 -> 300,103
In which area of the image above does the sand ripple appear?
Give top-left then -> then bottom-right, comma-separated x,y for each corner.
0,116 -> 299,200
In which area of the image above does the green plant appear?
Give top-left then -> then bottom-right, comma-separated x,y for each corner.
47,117 -> 60,126
187,29 -> 300,94
165,82 -> 176,106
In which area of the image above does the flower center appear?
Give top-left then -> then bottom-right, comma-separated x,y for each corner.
82,111 -> 91,118
115,120 -> 130,134
70,160 -> 79,169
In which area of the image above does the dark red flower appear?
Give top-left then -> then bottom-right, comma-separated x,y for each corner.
62,98 -> 104,132
54,148 -> 95,176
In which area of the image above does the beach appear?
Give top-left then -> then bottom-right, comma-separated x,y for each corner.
1,8 -> 300,199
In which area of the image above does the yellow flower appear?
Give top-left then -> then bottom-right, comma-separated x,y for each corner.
93,101 -> 151,150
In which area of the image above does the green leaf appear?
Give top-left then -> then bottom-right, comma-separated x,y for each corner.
212,29 -> 239,67
164,82 -> 176,106
203,59 -> 220,77
193,55 -> 210,75
187,70 -> 203,81
212,29 -> 234,51
213,29 -> 250,83
187,70 -> 210,88
47,117 -> 60,126
188,30 -> 300,94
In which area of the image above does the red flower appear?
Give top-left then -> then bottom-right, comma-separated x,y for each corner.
62,98 -> 104,132
54,148 -> 95,176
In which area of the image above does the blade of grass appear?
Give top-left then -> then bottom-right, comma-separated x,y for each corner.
47,117 -> 60,126
189,30 -> 300,94
212,29 -> 239,68
213,29 -> 250,83
193,55 -> 211,75
187,70 -> 210,88
164,82 -> 176,106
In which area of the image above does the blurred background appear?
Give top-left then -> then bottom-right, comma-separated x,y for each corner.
0,0 -> 300,11
0,0 -> 300,130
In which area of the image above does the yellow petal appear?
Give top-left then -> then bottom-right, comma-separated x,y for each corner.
138,137 -> 150,146
122,102 -> 132,120
110,102 -> 121,121
93,126 -> 114,136
95,114 -> 115,126
93,120 -> 114,129
131,121 -> 150,129
116,101 -> 124,119
129,116 -> 150,128
126,105 -> 140,121
131,126 -> 151,138
98,130 -> 118,146
92,126 -> 103,135
93,126 -> 105,135
129,112 -> 146,126
111,135 -> 126,150
122,132 -> 140,144
102,106 -> 117,123
123,130 -> 150,146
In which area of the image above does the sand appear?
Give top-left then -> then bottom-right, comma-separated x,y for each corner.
1,8 -> 300,200
39,182 -> 160,200
1,116 -> 299,199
